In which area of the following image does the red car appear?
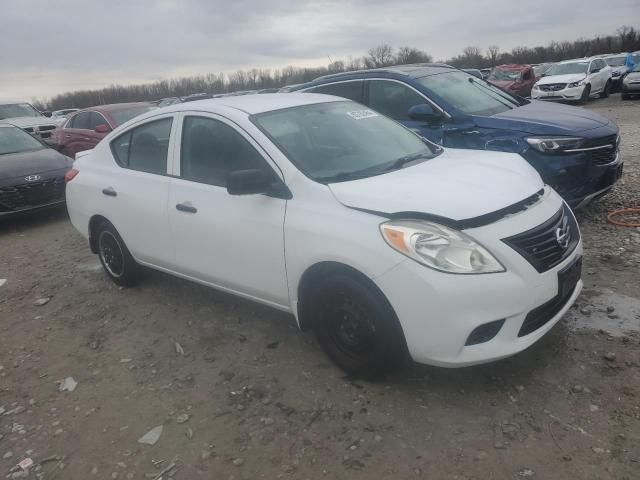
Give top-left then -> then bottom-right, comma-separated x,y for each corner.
54,102 -> 155,158
487,64 -> 537,97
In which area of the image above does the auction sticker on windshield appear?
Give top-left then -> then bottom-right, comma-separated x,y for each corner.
347,109 -> 379,120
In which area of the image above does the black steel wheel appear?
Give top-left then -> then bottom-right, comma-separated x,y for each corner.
96,220 -> 139,286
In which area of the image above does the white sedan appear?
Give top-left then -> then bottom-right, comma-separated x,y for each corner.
65,94 -> 583,377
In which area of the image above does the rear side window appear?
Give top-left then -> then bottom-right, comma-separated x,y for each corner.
110,118 -> 172,175
311,81 -> 364,103
69,112 -> 91,129
367,80 -> 427,121
180,116 -> 270,187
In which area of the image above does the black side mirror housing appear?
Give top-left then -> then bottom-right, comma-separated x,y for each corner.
408,103 -> 445,124
227,169 -> 291,199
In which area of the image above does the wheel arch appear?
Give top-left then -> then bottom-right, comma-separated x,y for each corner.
88,214 -> 110,253
296,261 -> 394,332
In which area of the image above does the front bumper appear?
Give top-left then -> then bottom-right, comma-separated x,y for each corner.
622,82 -> 640,94
375,190 -> 583,367
531,85 -> 585,101
521,148 -> 623,209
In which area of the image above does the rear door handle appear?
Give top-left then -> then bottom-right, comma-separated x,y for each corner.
102,187 -> 117,197
176,203 -> 197,213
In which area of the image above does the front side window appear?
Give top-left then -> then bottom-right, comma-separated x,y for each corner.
89,112 -> 109,130
0,103 -> 42,120
367,80 -> 428,121
252,101 -> 441,183
0,126 -> 44,155
180,116 -> 270,187
311,81 -> 364,103
110,118 -> 172,175
70,112 -> 91,130
417,71 -> 520,116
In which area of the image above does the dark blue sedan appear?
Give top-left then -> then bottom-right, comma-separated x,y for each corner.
290,64 -> 622,208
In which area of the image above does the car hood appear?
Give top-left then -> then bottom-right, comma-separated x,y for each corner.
2,116 -> 57,128
0,148 -> 72,184
626,72 -> 640,80
328,149 -> 543,222
489,79 -> 518,90
478,100 -> 613,135
537,74 -> 586,85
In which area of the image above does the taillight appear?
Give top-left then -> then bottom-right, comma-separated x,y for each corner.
64,168 -> 79,183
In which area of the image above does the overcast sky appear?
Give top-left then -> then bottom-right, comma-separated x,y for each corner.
1,0 -> 637,101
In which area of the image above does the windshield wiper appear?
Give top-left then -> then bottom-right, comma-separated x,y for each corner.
315,171 -> 374,183
382,152 -> 432,172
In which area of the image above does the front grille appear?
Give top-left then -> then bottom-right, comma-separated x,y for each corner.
539,83 -> 566,92
577,134 -> 619,165
502,204 -> 579,273
0,177 -> 66,212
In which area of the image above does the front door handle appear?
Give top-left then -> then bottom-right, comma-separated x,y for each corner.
176,202 -> 197,214
102,187 -> 117,197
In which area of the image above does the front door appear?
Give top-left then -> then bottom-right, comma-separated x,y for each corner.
168,113 -> 289,307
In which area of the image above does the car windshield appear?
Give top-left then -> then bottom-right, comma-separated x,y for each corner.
417,71 -> 520,116
547,62 -> 589,75
110,105 -> 155,126
489,69 -> 522,81
252,101 -> 441,183
0,103 -> 42,120
0,126 -> 45,155
605,56 -> 625,67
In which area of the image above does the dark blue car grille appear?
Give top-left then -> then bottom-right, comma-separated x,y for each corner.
0,177 -> 66,212
580,135 -> 619,165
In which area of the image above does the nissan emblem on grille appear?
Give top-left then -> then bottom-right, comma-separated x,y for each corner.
555,216 -> 570,249
24,175 -> 41,182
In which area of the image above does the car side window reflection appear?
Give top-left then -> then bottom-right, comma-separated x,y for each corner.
180,116 -> 271,187
367,80 -> 427,121
70,112 -> 91,130
110,118 -> 172,175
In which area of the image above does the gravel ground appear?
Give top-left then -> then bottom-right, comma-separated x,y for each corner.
0,94 -> 639,480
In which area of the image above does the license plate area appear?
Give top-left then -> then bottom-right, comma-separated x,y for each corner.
558,256 -> 582,299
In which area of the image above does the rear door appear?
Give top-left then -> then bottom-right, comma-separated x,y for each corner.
105,115 -> 176,267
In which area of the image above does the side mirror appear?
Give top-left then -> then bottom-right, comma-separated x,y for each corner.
408,103 -> 445,124
42,111 -> 52,118
95,124 -> 111,134
227,169 -> 292,199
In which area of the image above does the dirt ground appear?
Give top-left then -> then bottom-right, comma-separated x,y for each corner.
1,95 -> 639,480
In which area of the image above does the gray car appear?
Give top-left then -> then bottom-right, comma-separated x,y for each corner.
622,64 -> 640,99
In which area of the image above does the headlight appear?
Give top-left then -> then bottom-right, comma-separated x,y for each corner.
567,80 -> 585,88
532,83 -> 540,90
612,71 -> 621,78
525,136 -> 583,153
380,220 -> 505,274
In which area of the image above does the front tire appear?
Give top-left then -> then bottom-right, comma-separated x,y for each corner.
309,271 -> 408,379
599,81 -> 611,98
579,85 -> 591,104
96,221 -> 139,287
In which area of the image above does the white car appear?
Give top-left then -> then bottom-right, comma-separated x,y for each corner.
65,94 -> 583,377
0,101 -> 58,143
532,58 -> 612,104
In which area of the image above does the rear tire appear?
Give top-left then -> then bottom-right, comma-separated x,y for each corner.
96,220 -> 140,287
599,81 -> 611,98
579,85 -> 591,104
309,271 -> 409,379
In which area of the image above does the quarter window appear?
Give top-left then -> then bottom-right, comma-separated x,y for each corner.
110,118 -> 172,175
180,116 -> 271,187
367,80 -> 427,121
311,81 -> 364,103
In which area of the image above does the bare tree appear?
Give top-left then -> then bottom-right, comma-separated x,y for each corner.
365,44 -> 395,68
487,45 -> 500,66
394,47 -> 432,65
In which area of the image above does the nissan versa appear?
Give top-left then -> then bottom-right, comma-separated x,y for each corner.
291,64 -> 622,209
66,94 -> 583,377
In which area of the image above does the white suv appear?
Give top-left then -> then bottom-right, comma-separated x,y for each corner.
0,101 -> 58,143
65,94 -> 582,377
532,58 -> 612,104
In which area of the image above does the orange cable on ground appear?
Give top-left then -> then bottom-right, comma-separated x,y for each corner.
607,208 -> 640,227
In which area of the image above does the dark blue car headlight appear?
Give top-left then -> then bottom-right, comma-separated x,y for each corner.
525,136 -> 584,153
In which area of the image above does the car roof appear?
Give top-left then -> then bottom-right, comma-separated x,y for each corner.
310,63 -> 456,83
494,64 -> 531,70
80,102 -> 153,113
558,58 -> 592,64
153,93 -> 348,116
